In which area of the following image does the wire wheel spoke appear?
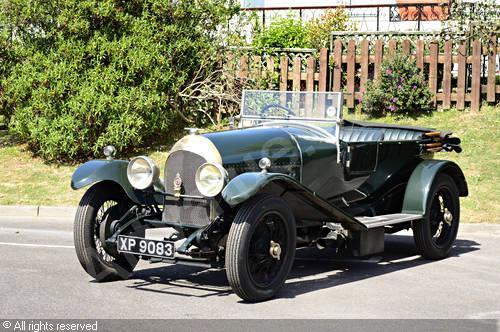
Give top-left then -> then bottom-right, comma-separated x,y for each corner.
93,200 -> 120,264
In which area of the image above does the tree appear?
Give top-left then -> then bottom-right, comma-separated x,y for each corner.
0,0 -> 239,161
306,8 -> 354,49
442,0 -> 499,42
253,16 -> 308,49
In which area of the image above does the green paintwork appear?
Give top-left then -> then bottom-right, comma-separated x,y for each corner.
205,125 -> 370,199
221,171 -> 367,231
71,160 -> 142,204
402,159 -> 467,215
221,171 -> 294,207
71,160 -> 165,204
204,126 -> 301,180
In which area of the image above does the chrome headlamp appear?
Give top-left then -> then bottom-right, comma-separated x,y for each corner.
127,156 -> 160,190
195,162 -> 227,197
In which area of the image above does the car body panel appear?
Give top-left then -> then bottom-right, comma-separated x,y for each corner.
71,160 -> 165,204
402,159 -> 468,215
221,171 -> 294,207
204,126 -> 301,181
221,171 -> 367,231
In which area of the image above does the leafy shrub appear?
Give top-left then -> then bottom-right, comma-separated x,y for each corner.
442,0 -> 499,43
361,54 -> 433,117
0,0 -> 239,161
253,9 -> 354,50
253,17 -> 308,49
306,8 -> 354,49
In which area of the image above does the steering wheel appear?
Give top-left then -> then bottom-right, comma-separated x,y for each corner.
260,103 -> 296,117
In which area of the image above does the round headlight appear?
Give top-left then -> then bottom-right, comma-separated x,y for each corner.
127,156 -> 160,190
195,163 -> 227,197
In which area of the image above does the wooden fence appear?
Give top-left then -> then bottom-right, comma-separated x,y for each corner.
227,35 -> 499,112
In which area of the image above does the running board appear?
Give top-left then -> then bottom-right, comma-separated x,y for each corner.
356,213 -> 423,229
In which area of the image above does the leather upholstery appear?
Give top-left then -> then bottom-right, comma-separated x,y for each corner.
381,128 -> 423,141
339,127 -> 424,143
340,128 -> 384,142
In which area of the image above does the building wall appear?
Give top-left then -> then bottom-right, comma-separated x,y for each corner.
242,0 -> 447,32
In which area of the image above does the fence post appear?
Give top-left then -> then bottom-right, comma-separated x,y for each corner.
416,39 -> 424,70
471,39 -> 482,112
346,40 -> 356,109
306,56 -> 315,117
487,35 -> 497,102
292,56 -> 301,91
279,56 -> 288,91
306,56 -> 315,91
333,40 -> 343,92
264,56 -> 274,88
456,41 -> 467,110
402,39 -> 411,55
318,48 -> 329,92
360,39 -> 369,96
388,39 -> 397,57
239,55 -> 249,81
442,40 -> 452,110
428,41 -> 438,107
251,55 -> 261,81
225,53 -> 235,77
374,39 -> 383,80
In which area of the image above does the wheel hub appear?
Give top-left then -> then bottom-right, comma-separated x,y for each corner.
443,208 -> 453,226
269,240 -> 282,260
98,210 -> 119,253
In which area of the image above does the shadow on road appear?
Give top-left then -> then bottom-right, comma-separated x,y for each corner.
126,234 -> 480,300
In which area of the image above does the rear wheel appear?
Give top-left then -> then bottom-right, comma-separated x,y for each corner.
226,195 -> 296,302
74,182 -> 139,281
413,174 -> 460,259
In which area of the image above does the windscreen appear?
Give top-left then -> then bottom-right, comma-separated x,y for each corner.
239,90 -> 343,128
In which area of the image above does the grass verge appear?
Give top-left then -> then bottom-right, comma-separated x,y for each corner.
0,105 -> 498,222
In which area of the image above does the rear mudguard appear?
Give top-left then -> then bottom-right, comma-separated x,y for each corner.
222,172 -> 366,231
402,159 -> 468,215
71,160 -> 165,205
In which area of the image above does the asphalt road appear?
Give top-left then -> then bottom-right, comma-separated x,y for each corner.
1,216 -> 499,319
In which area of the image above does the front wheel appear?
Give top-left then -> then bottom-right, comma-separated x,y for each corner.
74,182 -> 139,281
226,195 -> 296,302
413,174 -> 460,259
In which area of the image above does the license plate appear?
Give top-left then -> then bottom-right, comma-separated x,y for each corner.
117,235 -> 175,259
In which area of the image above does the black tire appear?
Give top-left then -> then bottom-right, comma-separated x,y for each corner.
413,174 -> 460,259
226,195 -> 296,302
74,182 -> 139,281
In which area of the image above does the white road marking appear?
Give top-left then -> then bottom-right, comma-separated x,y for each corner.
0,242 -> 74,249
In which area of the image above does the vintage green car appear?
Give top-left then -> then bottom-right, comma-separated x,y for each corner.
71,90 -> 467,302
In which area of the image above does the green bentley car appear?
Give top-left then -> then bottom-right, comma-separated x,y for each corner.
71,90 -> 467,302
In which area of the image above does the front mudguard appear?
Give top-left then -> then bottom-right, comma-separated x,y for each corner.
221,172 -> 367,231
71,160 -> 164,205
402,159 -> 468,215
221,172 -> 294,207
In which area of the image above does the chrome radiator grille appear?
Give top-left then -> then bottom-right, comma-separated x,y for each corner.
163,150 -> 211,227
163,198 -> 211,228
165,150 -> 206,196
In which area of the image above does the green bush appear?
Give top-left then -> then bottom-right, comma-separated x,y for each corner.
253,10 -> 354,50
253,17 -> 308,49
0,0 -> 238,161
306,8 -> 353,49
361,54 -> 433,117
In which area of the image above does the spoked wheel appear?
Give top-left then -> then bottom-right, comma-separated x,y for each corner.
226,195 -> 296,302
74,182 -> 140,281
413,174 -> 460,259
